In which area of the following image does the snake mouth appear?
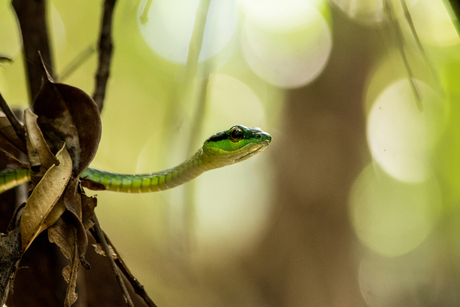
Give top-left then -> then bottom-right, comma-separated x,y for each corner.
234,142 -> 268,163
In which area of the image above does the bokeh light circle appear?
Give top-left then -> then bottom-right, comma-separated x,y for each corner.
239,0 -> 326,31
194,74 -> 270,258
405,0 -> 460,46
331,0 -> 385,25
203,73 -> 266,128
194,154 -> 273,260
0,4 -> 22,56
240,0 -> 332,88
367,79 -> 445,182
358,248 -> 441,307
137,0 -> 237,63
135,73 -> 269,258
349,164 -> 441,257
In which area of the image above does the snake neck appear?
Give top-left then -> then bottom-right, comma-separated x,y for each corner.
82,148 -> 211,193
162,148 -> 210,188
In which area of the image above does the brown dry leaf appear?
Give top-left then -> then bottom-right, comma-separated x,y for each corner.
33,61 -> 101,178
20,144 -> 72,252
0,135 -> 28,165
48,225 -> 79,307
48,224 -> 74,260
62,179 -> 89,258
0,112 -> 28,165
81,192 -> 97,230
0,111 -> 27,153
24,128 -> 41,171
62,264 -> 78,307
64,243 -> 80,307
81,193 -> 97,230
29,60 -> 102,261
92,243 -> 117,259
24,108 -> 59,172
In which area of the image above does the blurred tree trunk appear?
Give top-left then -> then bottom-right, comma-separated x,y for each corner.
244,9 -> 379,306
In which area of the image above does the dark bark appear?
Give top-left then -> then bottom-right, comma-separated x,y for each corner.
93,0 -> 117,112
12,0 -> 54,102
0,228 -> 20,305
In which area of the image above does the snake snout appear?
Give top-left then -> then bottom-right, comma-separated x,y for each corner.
252,128 -> 272,145
254,130 -> 272,144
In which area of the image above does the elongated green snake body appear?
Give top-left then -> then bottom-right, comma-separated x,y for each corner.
0,125 -> 271,194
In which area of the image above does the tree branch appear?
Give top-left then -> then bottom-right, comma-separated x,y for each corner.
89,226 -> 158,307
0,93 -> 25,142
104,231 -> 158,307
12,0 -> 54,102
92,215 -> 134,307
93,0 -> 117,112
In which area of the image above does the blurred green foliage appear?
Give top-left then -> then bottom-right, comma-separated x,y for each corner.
2,0 -> 460,306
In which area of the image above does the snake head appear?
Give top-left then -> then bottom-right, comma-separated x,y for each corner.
202,125 -> 272,169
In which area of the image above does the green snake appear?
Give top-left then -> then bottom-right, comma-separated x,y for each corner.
0,125 -> 271,194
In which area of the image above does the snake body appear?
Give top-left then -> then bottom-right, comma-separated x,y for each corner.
0,125 -> 271,194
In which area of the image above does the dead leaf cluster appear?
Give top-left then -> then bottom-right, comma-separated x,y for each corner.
0,60 -> 102,306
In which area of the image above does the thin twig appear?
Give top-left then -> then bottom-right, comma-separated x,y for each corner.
399,0 -> 427,64
0,93 -> 26,142
182,0 -> 212,254
57,45 -> 96,82
93,0 -> 117,112
0,56 -> 12,63
399,0 -> 439,84
447,0 -> 460,34
384,0 -> 423,111
92,215 -> 134,307
182,0 -> 211,84
159,0 -> 211,147
89,227 -> 158,307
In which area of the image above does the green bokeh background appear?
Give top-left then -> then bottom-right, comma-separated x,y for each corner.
2,0 -> 460,306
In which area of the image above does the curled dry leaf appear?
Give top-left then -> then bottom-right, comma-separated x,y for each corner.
62,179 -> 89,258
48,224 -> 75,264
24,108 -> 59,168
0,112 -> 27,164
24,108 -> 59,178
30,60 -> 102,262
81,193 -> 97,230
48,225 -> 79,307
33,61 -> 102,178
62,262 -> 79,307
20,144 -> 72,252
0,111 -> 26,152
0,135 -> 27,166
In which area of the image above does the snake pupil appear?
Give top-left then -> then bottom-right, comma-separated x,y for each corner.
230,127 -> 244,142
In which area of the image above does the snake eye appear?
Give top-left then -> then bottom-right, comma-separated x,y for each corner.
229,126 -> 244,142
